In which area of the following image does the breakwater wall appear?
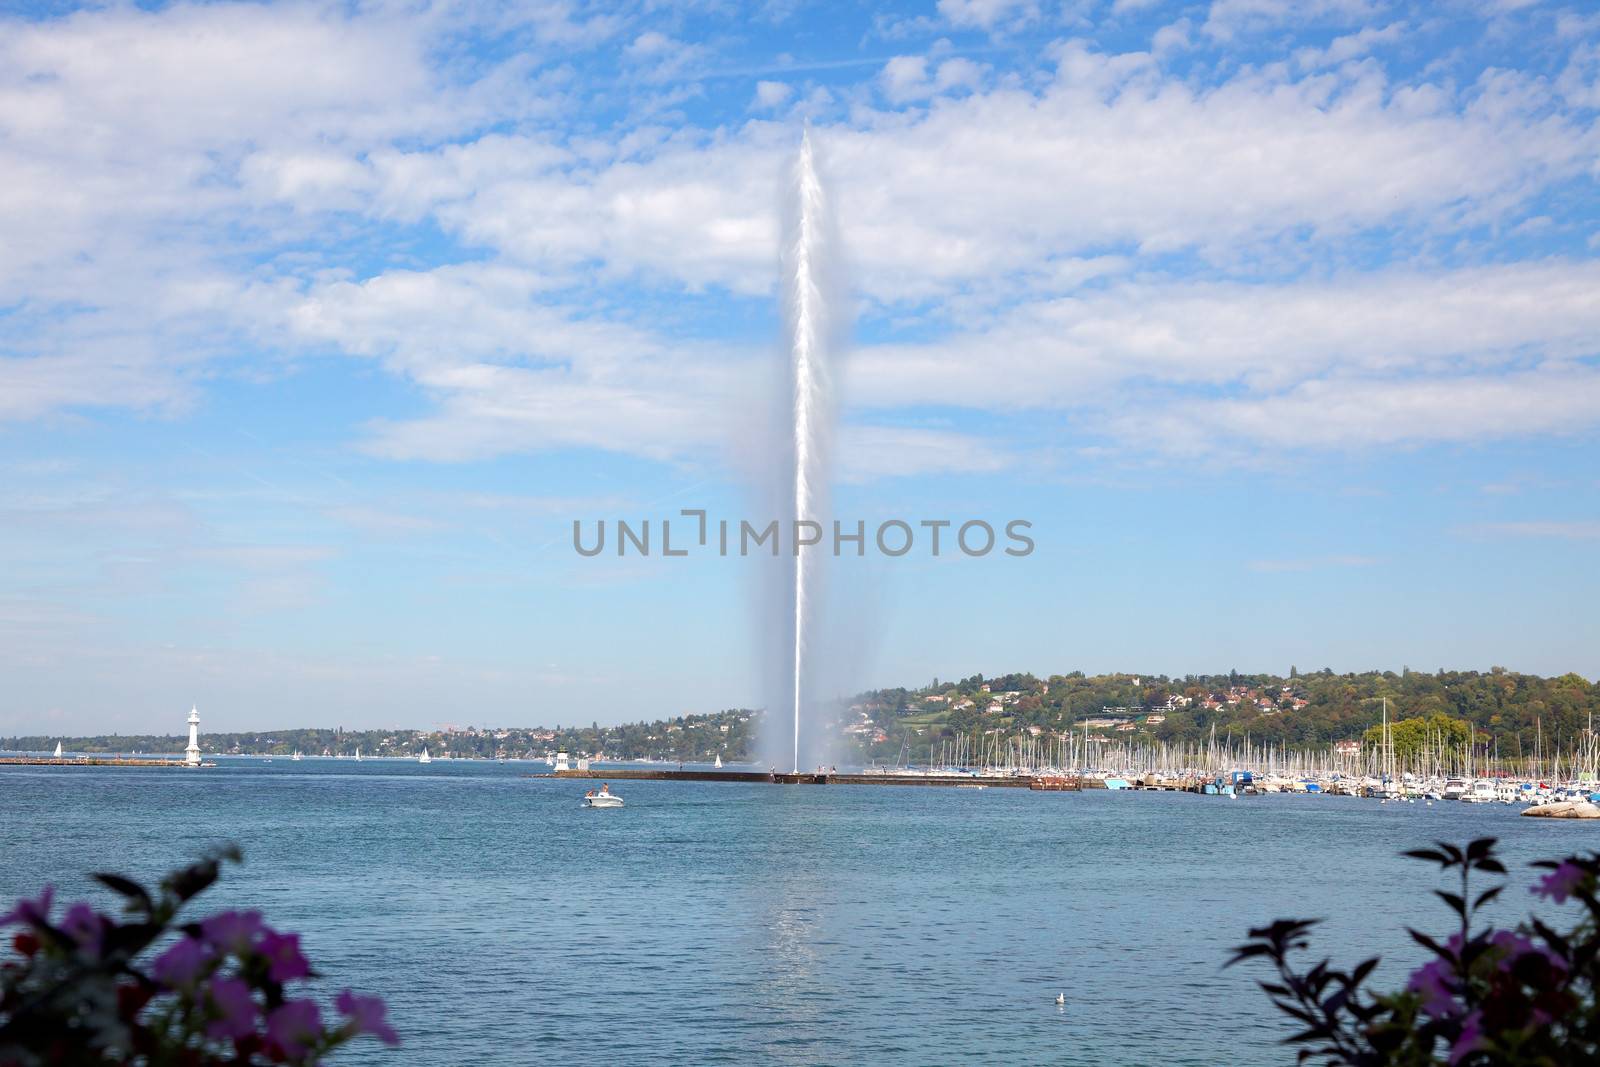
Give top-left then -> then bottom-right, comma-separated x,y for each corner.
0,757 -> 210,768
544,768 -> 1094,789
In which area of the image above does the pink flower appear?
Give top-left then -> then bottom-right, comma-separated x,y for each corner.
152,936 -> 213,990
337,990 -> 400,1046
258,929 -> 311,983
1532,861 -> 1586,904
1448,1010 -> 1484,1066
265,998 -> 323,1059
204,976 -> 257,1041
59,902 -> 106,956
1408,957 -> 1458,1019
200,910 -> 264,954
0,886 -> 54,928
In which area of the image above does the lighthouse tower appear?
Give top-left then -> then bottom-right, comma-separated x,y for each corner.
184,705 -> 202,767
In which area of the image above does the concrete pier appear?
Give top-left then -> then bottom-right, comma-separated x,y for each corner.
0,756 -> 214,768
543,768 -> 1079,789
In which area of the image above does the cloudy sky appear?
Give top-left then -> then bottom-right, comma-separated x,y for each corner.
2,0 -> 1597,736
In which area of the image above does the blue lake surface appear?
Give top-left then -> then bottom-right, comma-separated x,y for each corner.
0,760 -> 1587,1064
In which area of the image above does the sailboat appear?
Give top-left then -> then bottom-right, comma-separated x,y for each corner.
53,741 -> 63,759
291,751 -> 303,761
418,748 -> 432,764
714,753 -> 723,769
354,748 -> 363,762
1376,698 -> 1402,801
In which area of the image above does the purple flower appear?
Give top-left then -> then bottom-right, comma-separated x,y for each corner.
152,936 -> 213,990
0,886 -> 54,928
1448,1010 -> 1484,1066
1489,929 -> 1566,974
58,902 -> 107,956
200,910 -> 264,954
265,998 -> 323,1059
204,976 -> 257,1041
337,990 -> 400,1046
1408,957 -> 1458,1019
1532,861 -> 1586,904
258,929 -> 311,983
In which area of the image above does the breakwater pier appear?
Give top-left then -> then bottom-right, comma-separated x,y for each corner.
0,756 -> 214,768
545,768 -> 1090,789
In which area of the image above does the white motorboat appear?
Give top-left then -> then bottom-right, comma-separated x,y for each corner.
582,789 -> 623,808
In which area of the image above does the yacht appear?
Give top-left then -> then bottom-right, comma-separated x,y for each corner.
1462,779 -> 1498,804
1442,778 -> 1468,801
418,749 -> 432,764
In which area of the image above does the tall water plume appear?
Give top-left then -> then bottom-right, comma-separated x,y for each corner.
778,131 -> 838,772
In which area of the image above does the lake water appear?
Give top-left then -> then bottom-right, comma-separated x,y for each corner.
0,760 -> 1586,1064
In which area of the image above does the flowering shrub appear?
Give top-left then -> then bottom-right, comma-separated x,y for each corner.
0,846 -> 398,1065
1231,838 -> 1600,1065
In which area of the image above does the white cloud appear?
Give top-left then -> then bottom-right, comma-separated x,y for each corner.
384,44 -> 1595,307
880,55 -> 932,102
1294,21 -> 1407,69
286,262 -> 749,462
849,260 -> 1600,411
878,54 -> 983,101
1204,0 -> 1378,41
1,4 -> 1597,478
936,0 -> 1038,31
753,80 -> 794,109
934,57 -> 985,92
622,31 -> 708,81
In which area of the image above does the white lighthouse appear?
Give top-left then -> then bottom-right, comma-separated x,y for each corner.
184,705 -> 202,767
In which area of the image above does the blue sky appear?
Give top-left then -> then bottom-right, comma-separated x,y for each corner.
1,0 -> 1597,735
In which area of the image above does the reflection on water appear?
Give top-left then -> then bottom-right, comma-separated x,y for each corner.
0,761 -> 1565,1064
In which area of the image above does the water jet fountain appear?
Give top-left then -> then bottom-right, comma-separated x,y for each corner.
781,131 -> 835,773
